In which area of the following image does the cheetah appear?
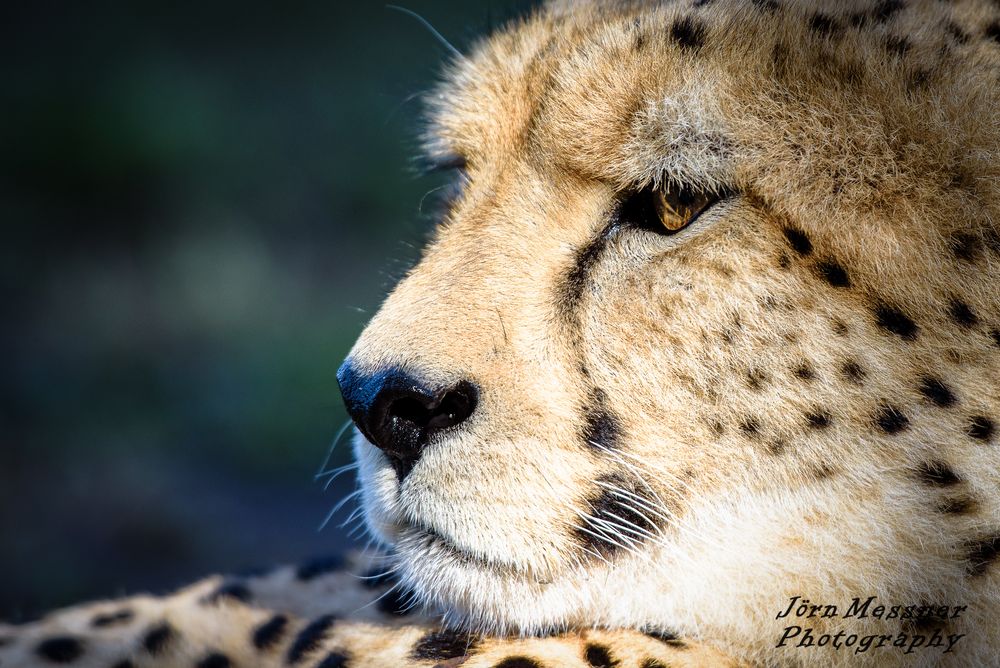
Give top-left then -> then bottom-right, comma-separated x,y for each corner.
3,0 -> 999,666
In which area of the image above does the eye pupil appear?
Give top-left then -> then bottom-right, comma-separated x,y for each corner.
619,183 -> 727,236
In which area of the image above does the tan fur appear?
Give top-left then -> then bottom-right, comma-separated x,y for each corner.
4,0 -> 999,666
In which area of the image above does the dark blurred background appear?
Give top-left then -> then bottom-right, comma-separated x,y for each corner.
0,0 -> 530,621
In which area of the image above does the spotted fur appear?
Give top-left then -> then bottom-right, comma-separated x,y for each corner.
4,0 -> 999,665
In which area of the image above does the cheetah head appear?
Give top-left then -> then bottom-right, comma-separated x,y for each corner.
337,0 -> 1000,658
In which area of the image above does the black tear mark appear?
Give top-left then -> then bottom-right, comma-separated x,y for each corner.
582,389 -> 621,451
966,534 -> 1000,576
252,614 -> 288,651
91,608 -> 134,628
286,614 -> 337,664
917,461 -> 961,487
782,226 -> 813,255
561,231 -> 609,318
806,410 -> 831,429
874,404 -> 909,434
35,637 -> 84,663
670,17 -> 707,51
295,555 -> 344,582
968,416 -> 995,442
316,651 -> 350,668
874,303 -> 919,340
196,652 -> 233,668
816,260 -> 851,287
411,630 -> 480,661
201,580 -> 252,606
809,13 -> 843,38
575,473 -> 664,559
918,377 -> 957,408
643,628 -> 687,648
142,622 -> 175,655
948,299 -> 978,328
585,643 -> 618,667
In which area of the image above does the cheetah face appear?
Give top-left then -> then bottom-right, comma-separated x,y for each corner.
338,0 -> 1000,647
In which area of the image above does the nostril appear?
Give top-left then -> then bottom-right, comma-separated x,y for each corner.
389,380 -> 478,433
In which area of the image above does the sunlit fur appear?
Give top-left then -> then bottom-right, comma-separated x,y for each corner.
347,0 -> 1000,665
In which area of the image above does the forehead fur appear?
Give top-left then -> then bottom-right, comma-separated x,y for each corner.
426,0 -> 999,239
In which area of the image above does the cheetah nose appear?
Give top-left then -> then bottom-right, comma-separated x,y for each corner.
336,361 -> 478,480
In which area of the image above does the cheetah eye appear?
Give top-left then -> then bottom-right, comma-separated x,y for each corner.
619,183 -> 727,235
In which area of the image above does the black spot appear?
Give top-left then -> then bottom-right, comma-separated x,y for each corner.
968,416 -> 995,442
376,585 -> 415,616
871,0 -> 905,22
360,568 -> 397,589
816,260 -> 850,287
806,410 -> 831,429
91,608 -> 134,628
951,233 -> 981,261
809,13 -> 842,38
643,628 -> 687,648
884,35 -> 910,56
874,404 -> 909,434
411,630 -> 480,661
35,637 -> 84,663
494,658 -> 544,668
966,534 -> 1000,576
938,497 -> 976,514
295,555 -> 344,582
917,461 -> 961,487
793,363 -> 815,381
142,622 -> 174,655
841,360 -> 866,384
196,652 -> 233,668
874,303 -> 918,340
751,0 -> 780,12
252,614 -> 288,651
739,417 -> 761,438
585,644 -> 617,667
562,232 -> 609,316
991,329 -> 1000,348
641,660 -> 669,668
202,581 -> 252,605
286,614 -> 337,664
813,464 -> 836,479
832,319 -> 849,336
948,299 -> 978,328
746,368 -> 768,390
582,389 -> 621,451
777,252 -> 791,269
575,473 -> 663,558
670,17 -> 707,51
918,377 -> 956,408
316,651 -> 350,668
782,226 -> 813,255
946,22 -> 970,44
986,21 -> 1000,44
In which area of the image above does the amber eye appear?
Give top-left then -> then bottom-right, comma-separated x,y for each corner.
619,183 -> 726,235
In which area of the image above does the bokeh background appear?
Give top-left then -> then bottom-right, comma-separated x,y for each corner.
1,0 -> 531,621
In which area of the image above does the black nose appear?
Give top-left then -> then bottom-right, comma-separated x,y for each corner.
336,362 -> 478,480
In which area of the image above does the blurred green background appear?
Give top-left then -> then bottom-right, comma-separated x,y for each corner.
0,0 -> 530,620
